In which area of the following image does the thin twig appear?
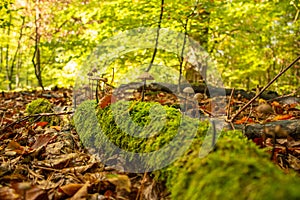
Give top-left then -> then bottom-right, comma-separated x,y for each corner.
1,111 -> 74,131
0,111 -> 5,127
226,88 -> 235,121
136,172 -> 147,200
229,55 -> 300,123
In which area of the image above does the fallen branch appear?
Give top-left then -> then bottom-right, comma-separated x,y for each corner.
226,119 -> 300,139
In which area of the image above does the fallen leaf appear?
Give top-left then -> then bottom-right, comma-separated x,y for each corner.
50,126 -> 61,131
59,184 -> 83,196
235,117 -> 254,124
70,181 -> 89,200
99,95 -> 116,109
34,122 -> 48,128
0,187 -> 19,200
31,134 -> 54,150
288,154 -> 300,170
273,114 -> 293,121
106,174 -> 131,192
6,141 -> 26,155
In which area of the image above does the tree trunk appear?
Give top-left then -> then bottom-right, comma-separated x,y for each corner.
5,13 -> 12,90
32,0 -> 44,90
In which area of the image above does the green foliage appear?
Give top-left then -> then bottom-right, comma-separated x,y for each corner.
0,0 -> 298,93
168,131 -> 300,200
25,98 -> 57,125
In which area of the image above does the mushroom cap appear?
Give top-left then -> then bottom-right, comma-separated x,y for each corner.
90,77 -> 108,82
92,67 -> 98,73
183,87 -> 194,94
256,103 -> 273,114
137,72 -> 154,80
83,84 -> 90,89
193,93 -> 204,101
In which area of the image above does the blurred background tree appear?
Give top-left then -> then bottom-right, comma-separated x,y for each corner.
0,0 -> 299,94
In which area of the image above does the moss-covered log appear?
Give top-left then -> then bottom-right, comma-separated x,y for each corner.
167,131 -> 300,200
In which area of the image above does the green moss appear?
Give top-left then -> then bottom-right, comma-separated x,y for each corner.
74,100 -> 300,199
168,131 -> 300,200
74,100 -> 209,170
25,98 -> 58,125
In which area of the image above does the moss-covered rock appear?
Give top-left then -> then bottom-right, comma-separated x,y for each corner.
25,98 -> 58,125
168,131 -> 300,200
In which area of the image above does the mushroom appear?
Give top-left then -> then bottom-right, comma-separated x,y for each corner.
183,87 -> 194,111
256,103 -> 273,117
137,72 -> 154,101
83,84 -> 90,99
193,93 -> 204,102
92,67 -> 98,73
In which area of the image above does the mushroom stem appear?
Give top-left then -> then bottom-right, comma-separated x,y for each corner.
184,94 -> 188,112
141,79 -> 146,101
137,72 -> 154,102
87,72 -> 93,99
182,87 -> 194,113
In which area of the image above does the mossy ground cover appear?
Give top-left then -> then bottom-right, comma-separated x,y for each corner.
74,100 -> 208,171
25,98 -> 59,125
74,100 -> 300,199
167,131 -> 300,200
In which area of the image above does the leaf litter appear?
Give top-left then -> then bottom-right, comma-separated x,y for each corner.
0,87 -> 299,199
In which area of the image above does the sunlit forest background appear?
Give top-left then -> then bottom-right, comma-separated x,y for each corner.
0,0 -> 299,93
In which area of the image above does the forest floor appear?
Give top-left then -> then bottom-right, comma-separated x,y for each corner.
0,87 -> 300,200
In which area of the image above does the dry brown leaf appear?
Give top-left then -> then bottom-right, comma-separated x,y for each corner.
45,141 -> 64,155
235,116 -> 254,124
0,187 -> 19,200
50,126 -> 61,131
70,181 -> 89,200
273,114 -> 294,121
37,153 -> 78,168
10,182 -> 48,200
288,154 -> 300,170
106,174 -> 131,192
59,183 -> 83,196
25,186 -> 49,200
31,134 -> 54,150
6,141 -> 27,155
61,163 -> 95,173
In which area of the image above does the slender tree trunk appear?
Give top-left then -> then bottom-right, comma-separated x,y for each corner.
5,13 -> 12,90
145,0 -> 164,73
10,16 -> 25,90
0,31 -> 3,74
32,0 -> 44,90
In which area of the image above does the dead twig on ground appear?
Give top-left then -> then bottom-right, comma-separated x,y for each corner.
0,111 -> 74,132
226,88 -> 235,121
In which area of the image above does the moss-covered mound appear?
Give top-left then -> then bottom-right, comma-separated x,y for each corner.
74,100 -> 300,198
74,100 -> 209,172
25,98 -> 58,125
167,131 -> 300,200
